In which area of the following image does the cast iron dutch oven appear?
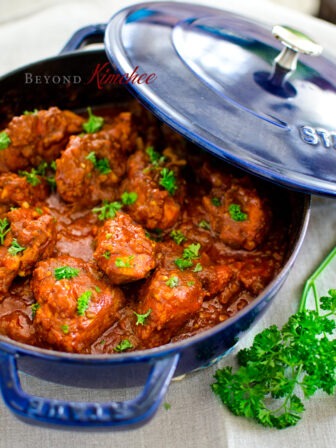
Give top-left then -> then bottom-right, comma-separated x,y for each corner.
5,0 -> 336,428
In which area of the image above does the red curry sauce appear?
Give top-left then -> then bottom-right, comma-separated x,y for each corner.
0,104 -> 288,354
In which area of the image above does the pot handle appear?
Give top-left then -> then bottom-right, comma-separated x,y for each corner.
0,352 -> 179,428
60,24 -> 106,54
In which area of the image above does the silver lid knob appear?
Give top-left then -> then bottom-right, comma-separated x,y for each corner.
272,25 -> 323,72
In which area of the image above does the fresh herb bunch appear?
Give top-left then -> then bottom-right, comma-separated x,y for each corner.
212,246 -> 336,429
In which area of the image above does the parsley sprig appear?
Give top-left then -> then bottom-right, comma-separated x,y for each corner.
85,151 -> 111,175
92,201 -> 123,220
114,339 -> 133,352
54,266 -> 80,281
0,218 -> 10,245
8,239 -> 26,256
134,309 -> 152,326
175,243 -> 201,271
82,107 -> 104,134
0,131 -> 11,150
212,246 -> 336,429
228,203 -> 248,222
159,168 -> 178,196
77,290 -> 92,316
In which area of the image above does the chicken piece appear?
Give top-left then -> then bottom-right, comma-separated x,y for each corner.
121,149 -> 184,230
197,264 -> 235,299
0,172 -> 49,214
136,268 -> 205,348
56,112 -> 136,206
203,181 -> 271,251
0,107 -> 84,173
94,212 -> 157,284
0,207 -> 56,293
238,258 -> 276,295
31,256 -> 125,352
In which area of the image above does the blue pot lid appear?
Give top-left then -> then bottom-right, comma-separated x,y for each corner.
105,1 -> 336,196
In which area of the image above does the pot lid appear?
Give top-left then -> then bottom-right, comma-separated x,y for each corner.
105,1 -> 336,196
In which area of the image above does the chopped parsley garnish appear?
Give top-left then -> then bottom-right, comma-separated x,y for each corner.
77,290 -> 92,316
35,207 -> 43,215
96,158 -> 111,174
31,302 -> 40,319
187,281 -> 195,287
94,286 -> 101,293
170,229 -> 186,245
198,220 -> 211,230
50,160 -> 57,171
0,131 -> 11,150
175,243 -> 201,271
159,168 -> 178,195
134,309 -> 152,326
121,191 -> 138,205
175,258 -> 193,270
114,339 -> 133,352
92,200 -> 122,220
85,152 -> 111,174
82,107 -> 104,134
163,402 -> 171,411
8,238 -> 26,256
211,245 -> 336,429
23,109 -> 38,115
115,255 -> 134,268
146,146 -> 165,166
183,243 -> 201,259
193,263 -> 203,273
60,324 -> 69,334
103,251 -> 111,259
211,197 -> 221,207
18,168 -> 41,186
166,276 -> 179,288
19,161 -> 52,187
0,218 -> 10,245
54,265 -> 80,281
85,151 -> 96,164
228,204 -> 248,221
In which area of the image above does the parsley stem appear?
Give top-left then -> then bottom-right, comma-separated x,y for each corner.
299,245 -> 336,313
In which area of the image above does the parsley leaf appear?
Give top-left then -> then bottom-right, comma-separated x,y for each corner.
0,218 -> 10,245
85,151 -> 111,174
0,131 -> 11,150
18,168 -> 41,186
82,107 -> 104,133
114,339 -> 133,352
115,255 -> 134,268
170,229 -> 186,245
228,204 -> 248,222
60,324 -> 69,334
211,197 -> 221,207
23,109 -> 38,116
193,263 -> 203,273
212,245 -> 336,429
166,275 -> 179,288
199,220 -> 211,230
92,200 -> 122,220
134,309 -> 152,326
8,238 -> 26,256
54,265 -> 80,280
159,168 -> 178,195
175,243 -> 201,271
121,191 -> 138,205
77,290 -> 92,316
103,251 -> 111,259
146,146 -> 165,166
31,302 -> 40,319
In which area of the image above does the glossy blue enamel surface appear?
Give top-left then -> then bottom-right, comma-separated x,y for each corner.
105,1 -> 336,196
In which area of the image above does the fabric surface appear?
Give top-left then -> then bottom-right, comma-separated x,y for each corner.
0,0 -> 335,447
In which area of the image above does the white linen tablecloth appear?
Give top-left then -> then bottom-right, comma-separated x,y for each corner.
0,1 -> 335,447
